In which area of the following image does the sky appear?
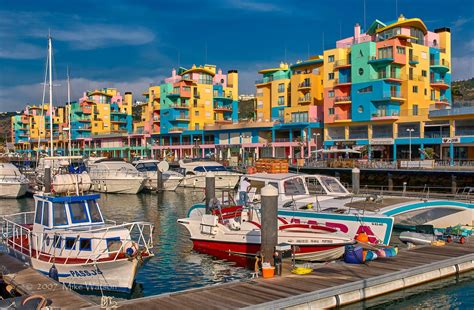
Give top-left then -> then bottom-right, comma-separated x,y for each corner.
0,0 -> 473,112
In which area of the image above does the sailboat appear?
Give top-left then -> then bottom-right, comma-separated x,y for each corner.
32,35 -> 91,194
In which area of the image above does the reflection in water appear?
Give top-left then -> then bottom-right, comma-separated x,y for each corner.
0,190 -> 252,299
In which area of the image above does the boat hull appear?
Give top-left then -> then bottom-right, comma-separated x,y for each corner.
192,239 -> 345,261
145,177 -> 181,191
0,182 -> 28,198
7,246 -> 141,293
90,178 -> 145,194
180,174 -> 240,189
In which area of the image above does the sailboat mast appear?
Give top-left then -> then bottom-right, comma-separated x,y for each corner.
48,34 -> 54,157
67,66 -> 71,157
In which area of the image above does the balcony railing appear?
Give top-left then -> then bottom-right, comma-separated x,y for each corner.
430,105 -> 474,117
170,103 -> 189,109
169,127 -> 185,132
298,81 -> 311,88
430,59 -> 450,68
431,78 -> 448,85
334,78 -> 352,85
372,131 -> 393,139
298,96 -> 311,103
334,59 -> 351,67
334,96 -> 352,103
455,128 -> 474,136
214,105 -> 232,111
409,56 -> 419,63
373,71 -> 401,80
368,55 -> 394,63
381,91 -> 403,99
255,77 -> 274,84
372,110 -> 400,118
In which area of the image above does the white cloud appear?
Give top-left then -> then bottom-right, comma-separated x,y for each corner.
451,56 -> 474,81
451,16 -> 472,29
0,76 -> 163,112
0,41 -> 46,60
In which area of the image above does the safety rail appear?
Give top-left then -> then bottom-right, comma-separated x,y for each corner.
88,168 -> 146,178
1,213 -> 154,265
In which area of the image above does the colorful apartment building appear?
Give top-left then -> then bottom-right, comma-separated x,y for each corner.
9,15 -> 474,162
322,15 -> 469,161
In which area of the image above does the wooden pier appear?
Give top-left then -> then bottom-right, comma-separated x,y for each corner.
110,240 -> 474,309
0,254 -> 96,309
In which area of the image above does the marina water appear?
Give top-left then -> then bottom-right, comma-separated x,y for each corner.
2,190 -> 472,307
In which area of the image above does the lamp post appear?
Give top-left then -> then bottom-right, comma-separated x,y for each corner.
313,132 -> 321,161
406,128 -> 414,161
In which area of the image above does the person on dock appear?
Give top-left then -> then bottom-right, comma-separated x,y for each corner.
238,177 -> 250,206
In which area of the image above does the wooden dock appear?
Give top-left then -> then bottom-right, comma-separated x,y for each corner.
110,240 -> 474,309
0,254 -> 96,309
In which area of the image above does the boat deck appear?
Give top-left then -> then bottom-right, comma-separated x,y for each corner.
0,254 -> 96,309
110,240 -> 474,309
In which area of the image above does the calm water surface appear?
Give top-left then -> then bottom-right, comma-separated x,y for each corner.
1,190 -> 473,308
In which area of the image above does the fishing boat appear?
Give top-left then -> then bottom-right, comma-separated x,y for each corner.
1,193 -> 154,292
133,159 -> 183,191
178,160 -> 241,189
0,162 -> 29,198
178,205 -> 354,261
87,158 -> 146,194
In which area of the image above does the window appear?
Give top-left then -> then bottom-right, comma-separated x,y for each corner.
328,90 -> 335,98
65,237 -> 76,250
278,96 -> 285,106
283,178 -> 307,195
422,70 -> 427,77
412,86 -> 418,93
328,55 -> 335,62
35,202 -> 43,224
68,202 -> 89,223
413,105 -> 419,116
424,88 -> 427,96
195,111 -> 199,116
328,108 -> 335,115
80,239 -> 92,251
88,200 -> 103,223
291,112 -> 308,123
410,27 -> 424,45
328,73 -> 335,80
358,105 -> 364,113
358,86 -> 373,93
278,83 -> 285,93
42,202 -> 49,226
396,46 -> 406,54
53,203 -> 68,226
378,47 -> 393,59
358,68 -> 364,76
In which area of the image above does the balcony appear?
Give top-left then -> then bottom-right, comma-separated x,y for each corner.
430,59 -> 450,73
334,59 -> 351,69
255,77 -> 273,84
298,97 -> 311,104
214,119 -> 233,124
77,126 -> 91,131
409,56 -> 419,65
334,96 -> 352,104
333,114 -> 352,122
430,79 -> 450,90
111,119 -> 127,124
169,127 -> 185,133
170,103 -> 190,109
429,105 -> 474,118
334,78 -> 352,87
298,81 -> 311,90
373,71 -> 402,82
78,118 -> 90,122
373,91 -> 405,102
371,110 -> 400,121
153,116 -> 160,123
432,97 -> 450,105
368,55 -> 394,65
213,105 -> 232,112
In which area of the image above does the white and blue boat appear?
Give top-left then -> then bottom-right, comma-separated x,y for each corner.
1,193 -> 154,293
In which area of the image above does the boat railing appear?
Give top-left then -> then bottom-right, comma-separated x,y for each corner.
1,215 -> 154,264
89,169 -> 146,178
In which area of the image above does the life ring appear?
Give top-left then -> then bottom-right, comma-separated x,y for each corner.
123,241 -> 138,257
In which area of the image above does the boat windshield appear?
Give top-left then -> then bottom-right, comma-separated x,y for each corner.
194,166 -> 227,172
87,200 -> 103,223
136,162 -> 157,172
53,203 -> 68,226
68,202 -> 90,223
319,176 -> 347,193
283,178 -> 307,195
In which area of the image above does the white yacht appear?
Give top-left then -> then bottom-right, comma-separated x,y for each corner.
133,159 -> 183,191
87,158 -> 146,194
178,160 -> 241,188
0,162 -> 29,198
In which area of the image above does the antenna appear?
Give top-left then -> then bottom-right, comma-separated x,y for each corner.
363,0 -> 367,32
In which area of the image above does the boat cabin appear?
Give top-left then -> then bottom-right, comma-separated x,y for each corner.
179,160 -> 228,176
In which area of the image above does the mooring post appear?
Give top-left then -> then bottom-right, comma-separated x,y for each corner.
44,166 -> 51,193
261,184 -> 278,266
156,169 -> 163,192
388,173 -> 393,191
352,168 -> 360,195
451,174 -> 457,195
205,172 -> 215,214
403,182 -> 407,196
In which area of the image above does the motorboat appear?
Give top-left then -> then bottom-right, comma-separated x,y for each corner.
0,162 -> 29,198
238,173 -> 394,244
87,158 -> 146,194
178,160 -> 241,189
178,205 -> 354,261
133,159 -> 183,191
1,193 -> 154,292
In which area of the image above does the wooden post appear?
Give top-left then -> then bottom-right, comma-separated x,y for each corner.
388,173 -> 393,191
352,168 -> 360,194
156,169 -> 163,192
44,166 -> 51,193
205,172 -> 215,214
260,184 -> 278,265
